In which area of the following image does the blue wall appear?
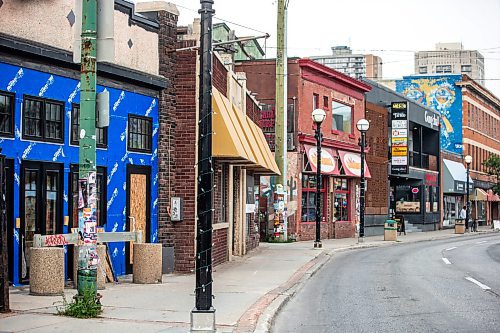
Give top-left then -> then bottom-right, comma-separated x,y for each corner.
396,75 -> 463,155
0,62 -> 159,284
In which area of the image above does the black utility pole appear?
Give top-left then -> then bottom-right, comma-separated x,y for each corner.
0,148 -> 9,313
195,0 -> 215,313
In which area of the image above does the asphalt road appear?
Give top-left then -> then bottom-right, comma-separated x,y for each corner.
272,233 -> 500,333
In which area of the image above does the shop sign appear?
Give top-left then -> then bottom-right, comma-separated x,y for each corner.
392,146 -> 408,156
392,129 -> 408,138
454,181 -> 465,193
391,102 -> 408,175
391,137 -> 407,146
411,187 -> 419,194
342,152 -> 362,177
425,173 -> 438,186
307,146 -> 336,174
392,156 -> 407,165
396,201 -> 420,213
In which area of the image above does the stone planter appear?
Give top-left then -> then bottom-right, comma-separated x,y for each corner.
133,243 -> 162,284
30,247 -> 64,296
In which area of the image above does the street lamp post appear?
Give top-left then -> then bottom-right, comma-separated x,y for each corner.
356,119 -> 370,243
312,109 -> 326,248
465,155 -> 472,232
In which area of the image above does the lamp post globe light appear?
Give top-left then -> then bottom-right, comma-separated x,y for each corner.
465,155 -> 472,232
356,118 -> 370,243
312,108 -> 326,248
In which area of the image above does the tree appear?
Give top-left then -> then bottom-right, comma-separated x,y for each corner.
482,155 -> 500,194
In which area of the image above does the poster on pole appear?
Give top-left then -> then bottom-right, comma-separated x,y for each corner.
391,102 -> 408,174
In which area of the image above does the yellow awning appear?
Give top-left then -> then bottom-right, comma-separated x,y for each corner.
212,88 -> 252,161
246,119 -> 281,175
212,88 -> 279,175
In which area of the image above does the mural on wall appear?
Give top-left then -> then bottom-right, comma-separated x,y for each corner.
396,75 -> 463,154
0,62 -> 159,283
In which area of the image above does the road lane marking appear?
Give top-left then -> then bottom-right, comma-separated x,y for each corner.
465,277 -> 491,290
442,257 -> 451,265
476,241 -> 487,245
445,247 -> 457,251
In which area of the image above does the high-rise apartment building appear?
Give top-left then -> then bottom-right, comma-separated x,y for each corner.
310,46 -> 382,80
415,43 -> 485,85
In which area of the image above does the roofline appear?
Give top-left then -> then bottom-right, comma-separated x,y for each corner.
457,74 -> 500,107
362,78 -> 440,116
298,58 -> 372,93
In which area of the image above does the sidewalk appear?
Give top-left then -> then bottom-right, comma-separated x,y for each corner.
0,226 -> 496,333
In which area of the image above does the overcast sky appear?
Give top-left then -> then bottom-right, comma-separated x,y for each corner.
136,0 -> 500,97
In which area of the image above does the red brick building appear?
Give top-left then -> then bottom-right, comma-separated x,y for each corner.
236,59 -> 372,239
153,17 -> 278,273
460,75 -> 500,224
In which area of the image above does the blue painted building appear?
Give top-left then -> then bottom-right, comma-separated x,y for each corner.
0,59 -> 160,285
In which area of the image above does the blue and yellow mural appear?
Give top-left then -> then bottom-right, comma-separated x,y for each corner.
0,61 -> 159,284
396,75 -> 463,154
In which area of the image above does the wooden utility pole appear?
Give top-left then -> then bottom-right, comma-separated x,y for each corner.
275,0 -> 288,240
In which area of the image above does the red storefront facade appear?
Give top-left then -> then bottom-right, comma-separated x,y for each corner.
236,58 -> 371,240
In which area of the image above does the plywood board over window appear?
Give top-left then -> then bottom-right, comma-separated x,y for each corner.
129,174 -> 147,264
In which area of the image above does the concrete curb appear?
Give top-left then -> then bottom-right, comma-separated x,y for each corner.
247,229 -> 498,333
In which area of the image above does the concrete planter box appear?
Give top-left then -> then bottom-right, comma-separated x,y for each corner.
30,247 -> 64,296
133,243 -> 162,284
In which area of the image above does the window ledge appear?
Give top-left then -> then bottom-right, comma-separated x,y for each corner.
213,222 -> 229,230
331,130 -> 340,135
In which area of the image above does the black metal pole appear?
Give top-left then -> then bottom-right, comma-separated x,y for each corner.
359,131 -> 366,241
195,0 -> 215,312
315,124 -> 322,248
0,148 -> 9,313
466,163 -> 470,231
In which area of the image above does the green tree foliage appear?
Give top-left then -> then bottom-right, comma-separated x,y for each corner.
482,155 -> 500,194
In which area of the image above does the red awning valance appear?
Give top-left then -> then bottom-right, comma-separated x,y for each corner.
304,144 -> 340,175
338,150 -> 371,178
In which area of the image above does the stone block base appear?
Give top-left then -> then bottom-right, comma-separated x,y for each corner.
191,308 -> 216,333
133,243 -> 162,284
30,247 -> 64,296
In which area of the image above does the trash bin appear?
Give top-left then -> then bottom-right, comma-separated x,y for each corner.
384,219 -> 397,241
455,219 -> 465,234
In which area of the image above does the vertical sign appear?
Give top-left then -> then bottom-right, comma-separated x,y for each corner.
391,102 -> 408,174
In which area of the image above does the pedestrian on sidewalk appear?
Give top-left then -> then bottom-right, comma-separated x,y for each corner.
459,206 -> 467,231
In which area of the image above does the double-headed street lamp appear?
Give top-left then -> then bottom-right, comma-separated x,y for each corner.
312,108 -> 326,248
356,119 -> 370,243
465,154 -> 472,231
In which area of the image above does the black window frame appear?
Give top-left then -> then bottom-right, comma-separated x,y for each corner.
70,103 -> 108,148
22,95 -> 64,143
127,114 -> 153,153
0,90 -> 15,138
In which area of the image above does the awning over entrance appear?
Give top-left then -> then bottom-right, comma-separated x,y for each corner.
212,88 -> 280,175
487,189 -> 500,202
470,188 -> 488,201
338,150 -> 371,178
443,159 -> 474,194
304,144 -> 340,175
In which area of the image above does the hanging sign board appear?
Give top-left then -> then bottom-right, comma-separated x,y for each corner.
391,102 -> 408,174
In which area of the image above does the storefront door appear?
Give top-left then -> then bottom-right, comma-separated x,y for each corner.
126,165 -> 151,274
20,161 -> 63,283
